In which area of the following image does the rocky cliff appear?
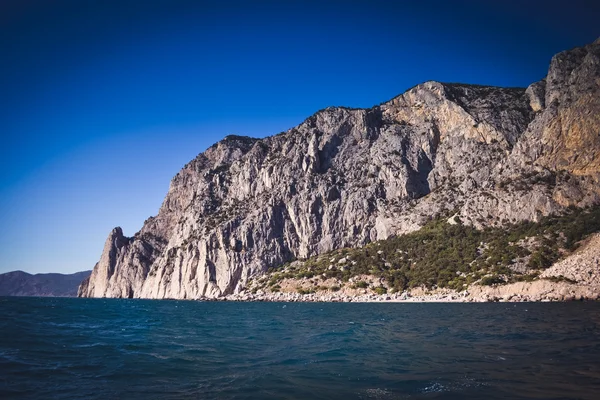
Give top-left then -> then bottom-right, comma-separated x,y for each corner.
79,39 -> 600,299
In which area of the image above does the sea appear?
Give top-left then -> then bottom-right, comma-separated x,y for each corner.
1,298 -> 599,399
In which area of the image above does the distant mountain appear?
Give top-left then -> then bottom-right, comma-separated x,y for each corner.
0,270 -> 91,297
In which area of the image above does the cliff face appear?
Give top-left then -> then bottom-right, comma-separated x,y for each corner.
79,39 -> 600,299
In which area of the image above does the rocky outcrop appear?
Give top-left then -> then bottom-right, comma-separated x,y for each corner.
79,39 -> 600,299
524,44 -> 600,177
540,233 -> 600,286
78,227 -> 164,298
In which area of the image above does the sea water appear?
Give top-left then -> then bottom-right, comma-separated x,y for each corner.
1,297 -> 599,399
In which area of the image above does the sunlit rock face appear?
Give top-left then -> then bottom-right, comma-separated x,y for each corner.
79,39 -> 600,299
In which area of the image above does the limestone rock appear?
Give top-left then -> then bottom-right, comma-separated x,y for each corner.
79,39 -> 600,299
541,233 -> 600,286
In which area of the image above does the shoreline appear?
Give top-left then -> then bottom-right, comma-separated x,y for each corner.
211,233 -> 600,304
207,282 -> 600,303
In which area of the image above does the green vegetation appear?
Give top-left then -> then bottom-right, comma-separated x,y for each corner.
373,286 -> 388,295
512,273 -> 539,282
352,281 -> 368,289
262,206 -> 600,292
480,274 -> 505,286
543,275 -> 577,284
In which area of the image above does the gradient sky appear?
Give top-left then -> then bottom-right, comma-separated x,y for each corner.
1,0 -> 599,274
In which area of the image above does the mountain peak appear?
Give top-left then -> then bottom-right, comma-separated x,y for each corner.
79,39 -> 600,300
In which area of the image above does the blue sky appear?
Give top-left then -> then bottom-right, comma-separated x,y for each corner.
1,0 -> 599,274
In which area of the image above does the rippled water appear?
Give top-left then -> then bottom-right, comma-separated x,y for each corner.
1,298 -> 600,399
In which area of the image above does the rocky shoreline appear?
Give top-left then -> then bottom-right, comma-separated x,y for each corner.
204,232 -> 600,303
198,282 -> 599,303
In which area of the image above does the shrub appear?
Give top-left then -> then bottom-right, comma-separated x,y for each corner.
373,286 -> 387,295
353,281 -> 368,289
526,247 -> 558,269
480,274 -> 504,286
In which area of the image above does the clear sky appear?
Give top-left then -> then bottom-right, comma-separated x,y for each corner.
1,0 -> 598,274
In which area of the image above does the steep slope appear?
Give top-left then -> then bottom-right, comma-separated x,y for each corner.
242,205 -> 600,302
0,270 -> 91,297
79,39 -> 600,299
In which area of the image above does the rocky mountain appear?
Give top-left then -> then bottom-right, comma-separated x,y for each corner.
1,270 -> 91,297
79,39 -> 600,300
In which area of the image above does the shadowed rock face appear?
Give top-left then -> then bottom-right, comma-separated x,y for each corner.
79,39 -> 600,300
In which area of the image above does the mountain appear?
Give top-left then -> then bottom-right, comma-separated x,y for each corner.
79,39 -> 600,300
1,270 -> 91,297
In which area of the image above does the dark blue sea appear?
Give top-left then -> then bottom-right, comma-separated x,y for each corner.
1,298 -> 600,399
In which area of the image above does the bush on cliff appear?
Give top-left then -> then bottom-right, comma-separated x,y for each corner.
261,205 -> 600,291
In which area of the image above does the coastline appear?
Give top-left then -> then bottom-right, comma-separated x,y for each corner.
75,233 -> 600,303
208,280 -> 600,303
215,233 -> 600,303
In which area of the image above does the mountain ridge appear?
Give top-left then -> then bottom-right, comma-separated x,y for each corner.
79,38 -> 600,300
1,270 -> 91,297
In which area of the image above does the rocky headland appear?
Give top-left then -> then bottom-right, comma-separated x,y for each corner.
79,39 -> 600,302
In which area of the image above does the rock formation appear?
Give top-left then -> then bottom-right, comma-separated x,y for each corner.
79,39 -> 600,299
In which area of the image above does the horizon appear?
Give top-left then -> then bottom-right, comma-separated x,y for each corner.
0,269 -> 92,276
1,0 -> 599,274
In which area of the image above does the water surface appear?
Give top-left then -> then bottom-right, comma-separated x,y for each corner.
1,298 -> 600,399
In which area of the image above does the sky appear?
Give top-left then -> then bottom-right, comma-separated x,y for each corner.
1,0 -> 599,274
